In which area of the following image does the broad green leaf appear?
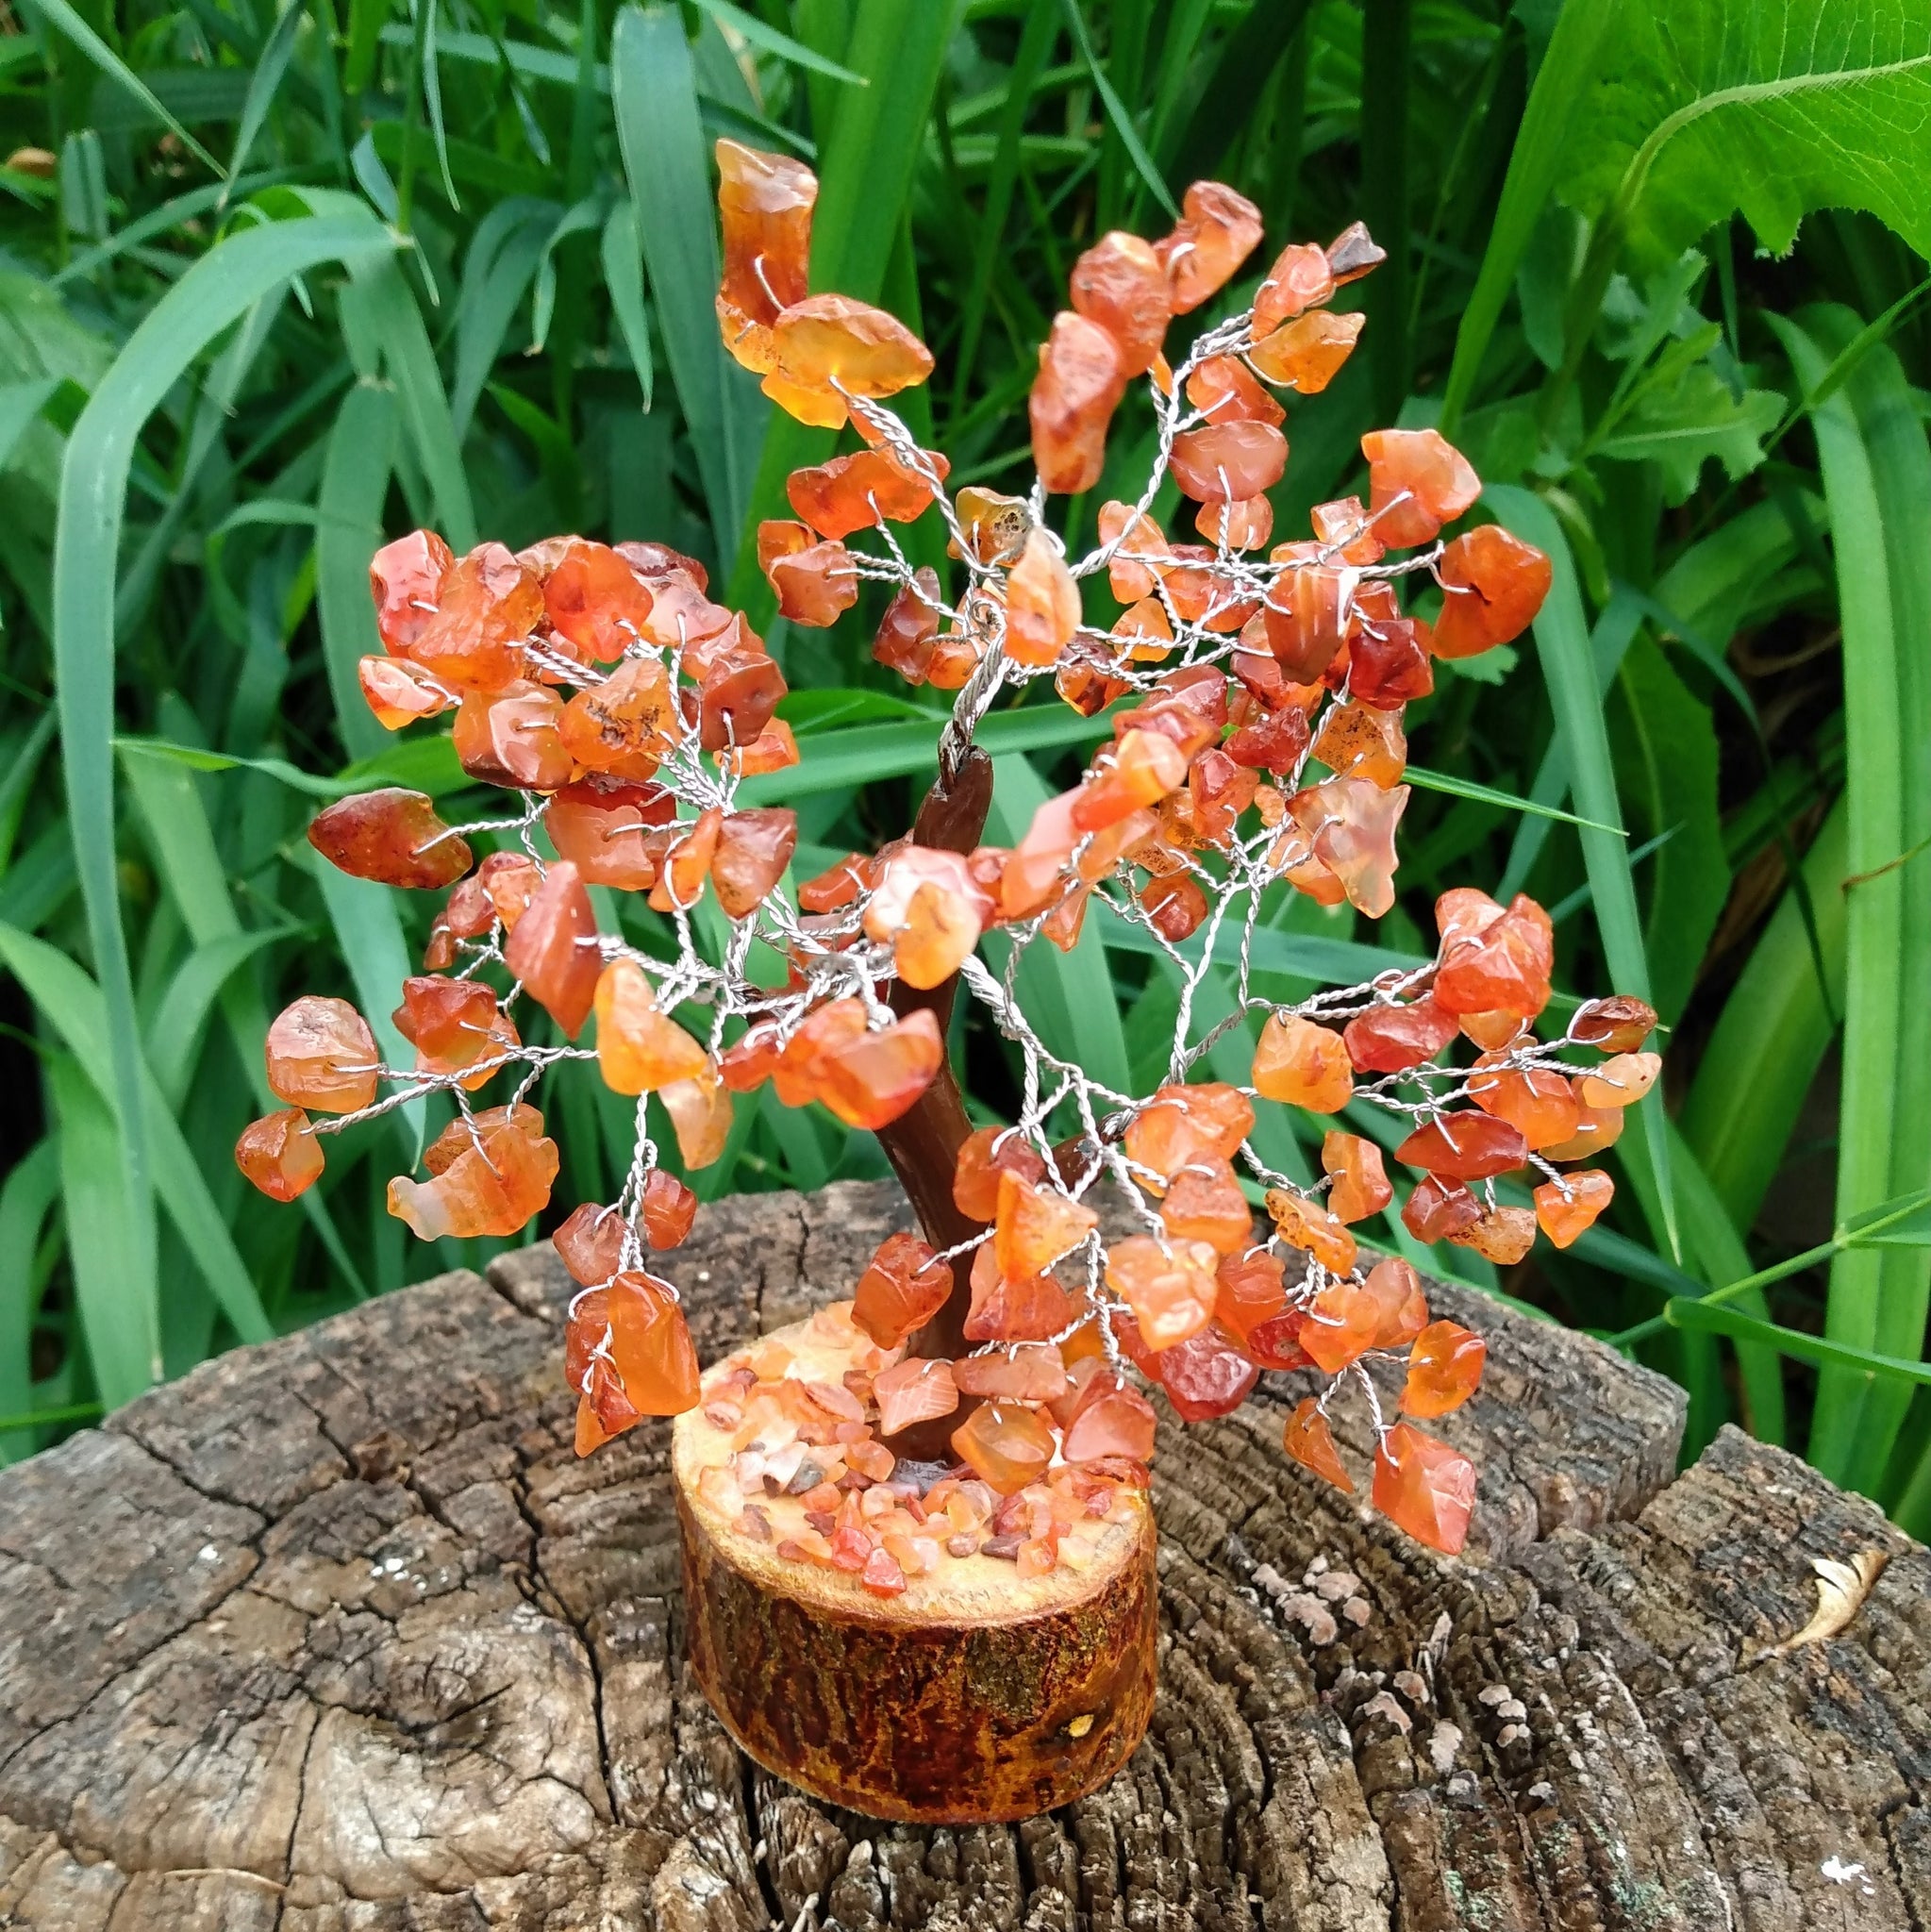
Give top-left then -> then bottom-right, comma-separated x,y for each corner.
316,383 -> 400,761
1594,363 -> 1783,504
53,209 -> 400,1333
600,202 -> 654,410
1557,2 -> 1931,265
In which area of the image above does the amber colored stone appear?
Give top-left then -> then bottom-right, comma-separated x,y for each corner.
557,658 -> 675,783
852,1229 -> 954,1347
574,1357 -> 640,1453
787,445 -> 944,539
407,541 -> 541,691
1224,699 -> 1309,774
948,487 -> 1031,569
1107,1235 -> 1218,1350
1123,1082 -> 1256,1188
952,1401 -> 1055,1495
1159,1162 -> 1253,1255
1253,242 -> 1335,334
592,960 -> 702,1095
1401,1173 -> 1481,1243
864,848 -> 988,990
1434,890 -> 1555,1019
647,807 -> 722,915
995,1170 -> 1099,1280
1574,1051 -> 1661,1110
771,998 -> 866,1107
1147,1324 -> 1260,1421
1247,309 -> 1365,394
1139,873 -> 1207,941
870,1357 -> 958,1439
697,647 -> 788,756
1470,1057 -> 1580,1151
715,139 -> 815,374
767,541 -> 859,627
1188,747 -> 1258,848
1321,1132 -> 1391,1224
389,1110 -> 559,1241
1075,730 -> 1188,833
1361,428 -> 1481,549
1307,495 -> 1385,566
954,1342 -> 1068,1403
813,1008 -> 944,1132
964,1243 -> 1074,1343
1194,491 -> 1274,555
235,1107 -> 325,1201
924,624 -> 985,691
1395,1113 -> 1527,1180
658,1059 -> 734,1169
1061,1386 -> 1159,1463
1323,220 -> 1387,285
555,1201 -> 626,1286
543,541 -> 654,661
608,1272 -> 701,1415
997,791 -> 1078,920
1432,525 -> 1551,658
1187,355 -> 1285,427
1446,1204 -> 1537,1265
1260,547 -> 1347,680
1287,774 -> 1408,917
359,654 -> 455,731
1569,995 -> 1657,1053
1312,703 -> 1406,791
266,996 -> 379,1114
1214,1246 -> 1288,1341
392,974 -> 513,1089
453,681 -> 574,791
1532,1172 -> 1612,1253
1005,528 -> 1083,668
1361,1257 -> 1428,1350
1343,996 -> 1458,1074
1069,229 -> 1171,375
1401,1320 -> 1487,1419
370,529 -> 454,654
564,1287 -> 611,1391
718,1023 -> 781,1095
766,293 -> 933,427
1252,1013 -> 1353,1113
1349,617 -> 1435,708
309,788 -> 472,891
711,808 -> 797,920
1282,1396 -> 1357,1493
873,568 -> 942,683
1540,1097 -> 1625,1161
1266,1191 -> 1358,1279
952,1124 -> 1049,1222
1373,1421 -> 1475,1554
1158,180 -> 1263,313
1096,502 -> 1171,603
544,778 -> 674,892
1030,310 -> 1126,493
1170,422 -> 1288,504
505,860 -> 601,1037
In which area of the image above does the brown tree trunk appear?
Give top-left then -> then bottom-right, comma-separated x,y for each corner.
1,1178 -> 1924,1931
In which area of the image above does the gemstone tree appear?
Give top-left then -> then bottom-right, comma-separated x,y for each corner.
242,142 -> 1655,1589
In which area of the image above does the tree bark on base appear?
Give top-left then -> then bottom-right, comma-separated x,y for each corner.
0,1178 -> 1925,1931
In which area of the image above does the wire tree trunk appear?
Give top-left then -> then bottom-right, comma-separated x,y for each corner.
0,1179 -> 1922,1930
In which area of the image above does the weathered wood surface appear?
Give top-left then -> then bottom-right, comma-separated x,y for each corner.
0,1177 -> 1923,1930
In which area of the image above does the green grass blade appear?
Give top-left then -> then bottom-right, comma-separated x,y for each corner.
21,0 -> 223,174
222,0 -> 307,199
600,202 -> 655,411
48,1055 -> 156,1408
691,0 -> 865,84
612,2 -> 765,551
1406,764 -> 1626,835
985,754 -> 1130,1099
316,383 -> 400,761
1679,797 -> 1847,1231
0,1140 -> 60,1462
1773,313 -> 1910,1493
53,208 -> 400,1340
1486,483 -> 1678,1264
1060,0 -> 1174,221
1667,1295 -> 1931,1391
1438,0 -> 1618,432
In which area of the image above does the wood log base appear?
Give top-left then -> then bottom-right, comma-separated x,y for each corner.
1,1179 -> 1926,1930
673,1316 -> 1157,1823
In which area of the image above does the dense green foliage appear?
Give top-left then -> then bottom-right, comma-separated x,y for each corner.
2,0 -> 1928,1521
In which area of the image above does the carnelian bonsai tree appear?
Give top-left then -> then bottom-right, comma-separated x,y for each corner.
237,143 -> 1658,1822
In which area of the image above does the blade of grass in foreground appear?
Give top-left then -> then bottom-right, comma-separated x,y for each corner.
53,208 -> 400,1343
1773,315 -> 1912,1495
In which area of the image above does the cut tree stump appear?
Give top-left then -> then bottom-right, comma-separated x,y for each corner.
0,1178 -> 1923,1930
